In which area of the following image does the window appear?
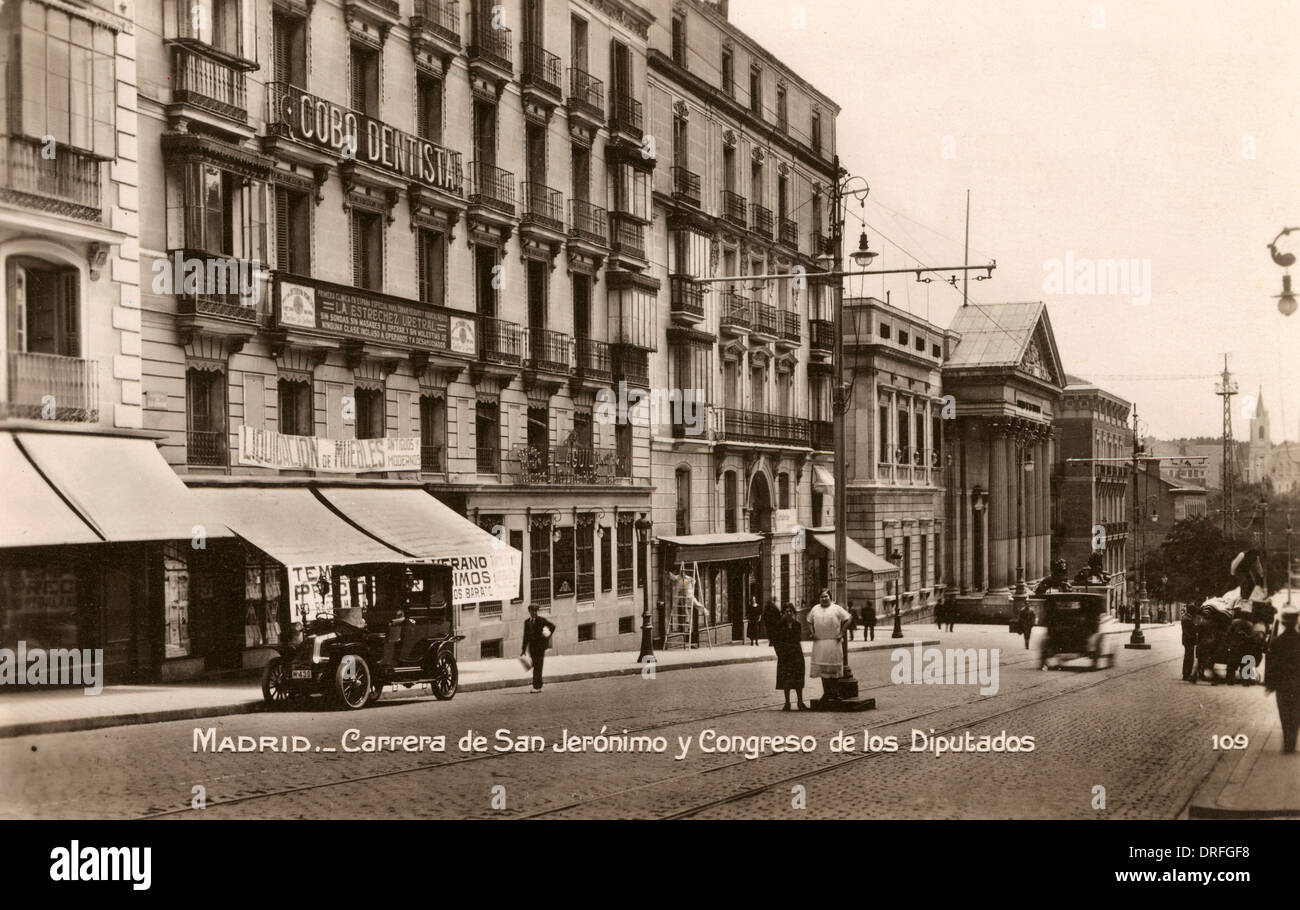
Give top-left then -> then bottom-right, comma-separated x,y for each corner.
525,122 -> 547,185
724,470 -> 738,533
932,343 -> 941,357
750,160 -> 763,207
879,322 -> 890,340
721,47 -> 734,97
671,12 -> 686,65
777,472 -> 790,509
351,209 -> 383,291
616,515 -> 634,595
14,3 -> 116,156
510,530 -> 524,602
812,490 -> 823,524
616,422 -> 632,478
11,261 -> 78,357
272,10 -> 307,88
601,526 -> 612,592
776,84 -> 788,133
578,623 -> 596,642
618,616 -> 634,634
177,163 -> 267,261
935,532 -> 942,585
527,258 -> 548,330
572,144 -> 591,203
749,64 -> 763,115
577,518 -> 595,601
473,99 -> 497,166
476,398 -> 500,473
902,537 -> 912,592
899,330 -> 909,347
811,108 -> 823,155
897,407 -> 910,462
417,228 -> 446,306
530,517 -> 552,604
416,74 -> 443,143
932,415 -> 942,466
275,187 -> 310,275
476,514 -> 505,616
527,405 -> 549,470
780,553 -> 790,606
188,0 -> 242,54
572,407 -> 593,450
572,273 -> 591,339
474,245 -> 499,316
553,526 -> 575,598
571,14 -> 589,70
920,534 -> 928,588
778,174 -> 789,224
675,467 -> 691,536
723,145 -> 736,194
186,368 -> 227,466
278,376 -> 313,436
878,404 -> 890,464
480,639 -> 503,659
915,411 -> 926,463
672,113 -> 688,170
350,44 -> 379,116
354,387 -> 385,440
420,394 -> 445,471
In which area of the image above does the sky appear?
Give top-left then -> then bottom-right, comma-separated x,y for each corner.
728,0 -> 1300,442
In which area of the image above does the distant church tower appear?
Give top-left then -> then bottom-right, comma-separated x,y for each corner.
1247,386 -> 1270,483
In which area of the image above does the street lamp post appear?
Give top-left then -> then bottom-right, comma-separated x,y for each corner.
635,513 -> 655,663
889,549 -> 904,638
1013,440 -> 1031,614
1127,407 -> 1151,649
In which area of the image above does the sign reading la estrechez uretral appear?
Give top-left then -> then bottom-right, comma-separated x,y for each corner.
278,281 -> 477,355
238,425 -> 420,473
272,87 -> 460,193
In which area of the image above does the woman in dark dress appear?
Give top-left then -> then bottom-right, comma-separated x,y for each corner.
773,602 -> 808,710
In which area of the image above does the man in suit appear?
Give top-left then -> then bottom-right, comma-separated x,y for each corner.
1266,608 -> 1300,753
521,604 -> 557,693
1180,605 -> 1199,682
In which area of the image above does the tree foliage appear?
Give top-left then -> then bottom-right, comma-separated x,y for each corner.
1145,517 -> 1242,605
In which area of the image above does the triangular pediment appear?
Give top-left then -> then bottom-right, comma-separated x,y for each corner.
1017,307 -> 1065,389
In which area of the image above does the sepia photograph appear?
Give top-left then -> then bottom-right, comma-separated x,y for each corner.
0,0 -> 1295,889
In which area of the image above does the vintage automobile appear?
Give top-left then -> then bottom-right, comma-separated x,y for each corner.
1038,591 -> 1117,670
261,563 -> 461,710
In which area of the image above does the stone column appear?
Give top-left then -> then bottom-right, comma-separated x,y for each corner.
989,424 -> 1010,593
958,421 -> 969,594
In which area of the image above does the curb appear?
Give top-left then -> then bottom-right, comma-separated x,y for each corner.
0,638 -> 936,739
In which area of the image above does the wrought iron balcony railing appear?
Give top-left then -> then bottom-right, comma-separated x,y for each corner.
751,301 -> 778,337
421,442 -> 444,472
779,218 -> 799,248
671,166 -> 701,207
810,419 -> 834,451
574,337 -> 612,383
780,309 -> 801,342
611,344 -> 649,388
477,439 -> 500,474
809,318 -> 834,351
187,430 -> 227,466
568,199 -> 607,245
716,409 -> 811,447
750,203 -> 773,239
521,41 -> 562,97
811,231 -> 832,257
412,0 -> 460,44
172,46 -> 247,121
721,190 -> 747,227
609,92 -> 643,137
479,315 -> 525,366
608,212 -> 647,260
567,67 -> 603,118
510,444 -> 624,484
527,326 -> 572,373
521,181 -> 564,231
1,136 -> 101,222
469,161 -> 515,215
670,275 -> 705,319
468,16 -> 512,72
4,352 -> 99,422
721,290 -> 752,331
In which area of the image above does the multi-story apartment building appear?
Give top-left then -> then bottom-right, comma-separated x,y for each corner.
132,0 -> 669,675
1050,374 -> 1131,611
0,0 -> 236,683
642,0 -> 839,641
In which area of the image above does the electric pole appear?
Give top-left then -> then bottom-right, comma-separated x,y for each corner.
1215,354 -> 1238,536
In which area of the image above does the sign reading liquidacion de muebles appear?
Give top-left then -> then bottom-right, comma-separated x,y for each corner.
238,426 -> 420,473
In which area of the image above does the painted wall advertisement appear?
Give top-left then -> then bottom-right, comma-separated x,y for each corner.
277,279 -> 477,355
238,425 -> 420,473
433,551 -> 522,605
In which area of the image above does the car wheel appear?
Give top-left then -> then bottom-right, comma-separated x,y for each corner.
261,657 -> 292,706
333,654 -> 373,710
431,652 -> 458,701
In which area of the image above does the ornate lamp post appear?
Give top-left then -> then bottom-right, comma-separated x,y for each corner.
889,548 -> 904,638
1268,227 -> 1299,315
635,513 -> 655,663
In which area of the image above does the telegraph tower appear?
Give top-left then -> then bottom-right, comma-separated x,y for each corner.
1215,354 -> 1238,535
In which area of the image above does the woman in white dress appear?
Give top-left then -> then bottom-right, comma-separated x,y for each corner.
808,589 -> 852,701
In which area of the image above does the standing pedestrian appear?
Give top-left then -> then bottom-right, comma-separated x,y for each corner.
746,598 -> 762,646
1018,601 -> 1034,650
863,602 -> 876,641
846,601 -> 858,641
772,602 -> 808,711
762,599 -> 782,647
808,590 -> 852,703
1265,608 -> 1300,753
1180,604 -> 1200,682
520,604 -> 556,693
945,600 -> 955,633
936,599 -> 944,631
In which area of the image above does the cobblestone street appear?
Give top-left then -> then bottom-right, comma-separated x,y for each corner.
0,624 -> 1281,820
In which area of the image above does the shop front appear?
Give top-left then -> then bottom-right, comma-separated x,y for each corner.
656,533 -> 764,646
804,529 -> 900,625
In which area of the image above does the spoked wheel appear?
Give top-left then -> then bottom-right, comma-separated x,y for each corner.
261,657 -> 293,706
430,652 -> 458,701
333,654 -> 373,710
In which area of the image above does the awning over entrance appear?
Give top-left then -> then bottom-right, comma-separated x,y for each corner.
314,487 -> 521,602
811,531 -> 899,577
658,533 -> 764,564
190,486 -> 410,568
812,465 -> 835,492
14,430 -> 231,543
0,432 -> 101,548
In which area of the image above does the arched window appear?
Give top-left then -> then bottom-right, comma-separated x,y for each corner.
675,466 -> 691,536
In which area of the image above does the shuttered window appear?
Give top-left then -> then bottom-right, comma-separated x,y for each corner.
530,516 -> 552,605
351,209 -> 382,290
277,377 -> 313,436
416,228 -> 445,305
15,3 -> 116,156
416,74 -> 443,142
275,187 -> 310,274
350,44 -> 379,115
272,11 -> 306,87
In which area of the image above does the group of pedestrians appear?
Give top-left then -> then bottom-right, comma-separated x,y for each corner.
762,590 -> 858,709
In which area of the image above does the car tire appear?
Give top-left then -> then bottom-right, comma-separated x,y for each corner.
333,654 -> 373,710
431,652 -> 458,701
261,657 -> 292,706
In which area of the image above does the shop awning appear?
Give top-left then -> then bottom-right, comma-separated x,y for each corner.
313,487 -> 522,602
0,432 -> 102,548
658,533 -> 764,564
15,431 -> 231,543
812,465 -> 835,492
190,486 -> 410,568
811,532 -> 899,576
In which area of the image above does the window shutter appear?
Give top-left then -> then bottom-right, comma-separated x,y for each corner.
273,14 -> 289,86
416,230 -> 428,303
275,187 -> 289,271
58,270 -> 79,356
351,213 -> 363,287
350,50 -> 365,112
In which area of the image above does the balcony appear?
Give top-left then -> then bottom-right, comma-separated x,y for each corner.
565,68 -> 604,125
411,0 -> 461,56
811,231 -> 832,258
750,203 -> 773,239
469,161 -> 515,216
608,212 -> 647,263
187,430 -> 228,467
778,309 -> 801,347
171,46 -> 248,124
809,318 -> 834,353
721,190 -> 747,228
520,181 -> 564,233
521,42 -> 563,104
750,301 -> 778,340
670,275 -> 706,324
527,326 -> 572,374
611,344 -> 650,389
716,409 -> 810,447
671,166 -> 702,208
0,137 -> 102,223
609,92 -> 643,141
477,439 -> 500,474
811,419 -> 834,451
779,218 -> 799,249
421,443 -> 444,472
510,444 -> 625,485
574,337 -> 613,384
568,199 -> 607,247
720,290 -> 751,334
3,352 -> 99,422
480,316 -> 525,366
468,15 -> 512,81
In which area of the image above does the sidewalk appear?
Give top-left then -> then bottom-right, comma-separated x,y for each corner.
0,629 -> 937,738
1187,707 -> 1300,819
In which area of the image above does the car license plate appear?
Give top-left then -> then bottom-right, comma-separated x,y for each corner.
292,668 -> 311,680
